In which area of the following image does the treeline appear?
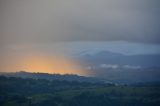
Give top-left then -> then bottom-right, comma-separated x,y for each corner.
0,76 -> 111,95
0,71 -> 104,83
0,76 -> 160,106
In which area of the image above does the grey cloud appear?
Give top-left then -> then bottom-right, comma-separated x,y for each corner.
1,0 -> 160,45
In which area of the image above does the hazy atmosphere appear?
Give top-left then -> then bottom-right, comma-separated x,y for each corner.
0,0 -> 160,76
1,1 -> 160,106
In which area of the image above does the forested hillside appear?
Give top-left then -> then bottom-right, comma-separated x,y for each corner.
0,76 -> 160,106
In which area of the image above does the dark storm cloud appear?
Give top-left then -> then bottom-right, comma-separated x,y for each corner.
0,0 -> 160,45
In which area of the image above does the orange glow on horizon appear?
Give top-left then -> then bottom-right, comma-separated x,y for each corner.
0,54 -> 88,76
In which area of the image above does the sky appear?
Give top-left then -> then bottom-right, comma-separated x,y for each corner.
0,0 -> 160,75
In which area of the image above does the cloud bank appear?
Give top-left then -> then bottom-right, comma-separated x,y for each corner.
1,0 -> 160,46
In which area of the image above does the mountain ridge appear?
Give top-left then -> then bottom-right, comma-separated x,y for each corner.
0,71 -> 109,84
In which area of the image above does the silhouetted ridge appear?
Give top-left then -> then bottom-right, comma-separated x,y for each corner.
0,71 -> 108,84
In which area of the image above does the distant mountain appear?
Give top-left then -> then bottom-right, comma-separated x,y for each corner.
75,50 -> 160,83
78,50 -> 160,68
0,71 -> 108,84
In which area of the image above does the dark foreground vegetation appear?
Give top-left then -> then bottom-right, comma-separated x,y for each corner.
0,76 -> 160,106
